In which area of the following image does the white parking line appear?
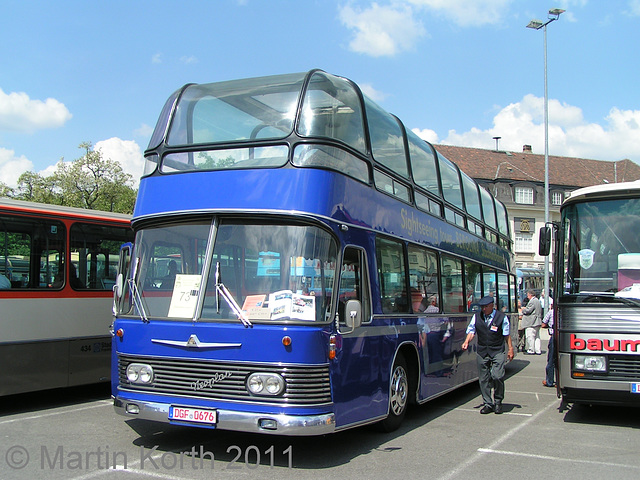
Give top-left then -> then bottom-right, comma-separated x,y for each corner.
456,407 -> 532,417
60,443 -> 214,480
508,389 -> 558,396
0,400 -> 112,425
438,399 -> 559,480
478,448 -> 640,471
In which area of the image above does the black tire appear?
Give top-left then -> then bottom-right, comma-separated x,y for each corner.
378,353 -> 409,432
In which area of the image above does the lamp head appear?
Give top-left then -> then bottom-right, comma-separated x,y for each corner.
549,8 -> 565,17
527,19 -> 544,29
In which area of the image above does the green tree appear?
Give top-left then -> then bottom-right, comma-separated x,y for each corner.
15,170 -> 61,204
14,142 -> 137,214
57,142 -> 136,212
0,181 -> 13,198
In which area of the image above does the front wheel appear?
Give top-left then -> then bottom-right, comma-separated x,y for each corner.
378,353 -> 409,432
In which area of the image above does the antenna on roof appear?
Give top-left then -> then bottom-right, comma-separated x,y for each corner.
493,136 -> 501,152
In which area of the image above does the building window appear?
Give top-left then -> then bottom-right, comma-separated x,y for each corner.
515,186 -> 534,205
552,191 -> 563,205
515,234 -> 534,253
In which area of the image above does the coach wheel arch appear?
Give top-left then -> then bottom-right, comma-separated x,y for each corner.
398,343 -> 420,406
377,345 -> 419,432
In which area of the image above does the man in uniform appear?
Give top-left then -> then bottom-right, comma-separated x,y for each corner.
462,295 -> 514,414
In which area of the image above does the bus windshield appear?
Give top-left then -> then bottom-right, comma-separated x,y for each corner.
125,220 -> 338,323
562,197 -> 640,297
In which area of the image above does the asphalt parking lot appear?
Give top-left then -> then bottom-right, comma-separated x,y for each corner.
2,330 -> 640,480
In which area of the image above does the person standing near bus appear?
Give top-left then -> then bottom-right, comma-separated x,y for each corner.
461,296 -> 514,414
521,290 -> 542,355
541,304 -> 556,387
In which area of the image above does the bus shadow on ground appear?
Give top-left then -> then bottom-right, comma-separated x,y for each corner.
124,377 -> 514,470
562,402 -> 640,429
0,383 -> 110,418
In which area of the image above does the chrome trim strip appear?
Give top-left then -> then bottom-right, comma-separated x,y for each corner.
151,335 -> 242,349
114,397 -> 335,436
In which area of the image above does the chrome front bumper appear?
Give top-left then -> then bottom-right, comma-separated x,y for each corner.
113,396 -> 336,436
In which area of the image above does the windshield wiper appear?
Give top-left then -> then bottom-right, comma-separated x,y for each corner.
215,262 -> 252,328
128,278 -> 149,323
576,292 -> 640,309
613,296 -> 640,309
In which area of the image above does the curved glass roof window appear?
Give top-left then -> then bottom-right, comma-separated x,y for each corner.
166,73 -> 305,147
161,145 -> 289,174
293,144 -> 369,184
148,89 -> 180,151
495,200 -> 509,237
298,72 -> 366,154
407,129 -> 439,197
437,153 -> 463,210
364,97 -> 408,178
461,171 -> 482,221
479,185 -> 497,229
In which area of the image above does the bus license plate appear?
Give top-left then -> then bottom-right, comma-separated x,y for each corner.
631,384 -> 640,394
169,406 -> 218,424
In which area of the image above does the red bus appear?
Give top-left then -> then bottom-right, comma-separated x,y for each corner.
0,198 -> 132,396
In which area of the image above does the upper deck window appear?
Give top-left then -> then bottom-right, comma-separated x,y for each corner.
479,186 -> 497,229
437,153 -> 463,210
166,73 -> 305,147
495,201 -> 509,237
293,144 -> 369,184
407,129 -> 439,196
298,72 -> 366,154
161,145 -> 289,173
365,97 -> 409,178
461,171 -> 482,221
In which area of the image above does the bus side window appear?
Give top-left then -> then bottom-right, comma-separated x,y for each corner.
441,254 -> 464,313
338,247 -> 370,323
70,222 -> 133,290
376,237 -> 408,314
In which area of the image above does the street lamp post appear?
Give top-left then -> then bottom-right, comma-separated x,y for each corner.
527,8 -> 564,314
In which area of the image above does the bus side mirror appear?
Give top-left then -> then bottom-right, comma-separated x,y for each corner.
344,299 -> 362,329
539,226 -> 551,256
115,272 -> 124,298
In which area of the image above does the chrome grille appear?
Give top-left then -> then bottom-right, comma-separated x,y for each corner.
559,304 -> 640,332
609,355 -> 640,379
118,354 -> 332,406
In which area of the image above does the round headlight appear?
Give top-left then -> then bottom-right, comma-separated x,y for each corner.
126,363 -> 154,384
265,376 -> 284,395
126,365 -> 139,382
247,373 -> 285,396
248,375 -> 264,394
139,366 -> 154,383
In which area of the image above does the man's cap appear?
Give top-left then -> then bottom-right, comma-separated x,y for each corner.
478,296 -> 495,306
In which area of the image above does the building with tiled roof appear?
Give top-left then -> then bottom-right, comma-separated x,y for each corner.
434,143 -> 640,271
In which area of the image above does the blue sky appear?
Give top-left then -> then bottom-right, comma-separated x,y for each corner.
1,0 -> 639,188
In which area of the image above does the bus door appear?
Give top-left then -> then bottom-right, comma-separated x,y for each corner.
332,246 -> 378,426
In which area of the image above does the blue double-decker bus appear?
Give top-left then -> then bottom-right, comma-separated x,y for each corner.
112,70 -> 517,435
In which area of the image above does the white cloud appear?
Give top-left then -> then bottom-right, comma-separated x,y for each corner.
94,138 -> 145,187
152,53 -> 162,64
419,95 -> 640,163
339,3 -> 426,56
626,0 -> 640,16
408,0 -> 513,27
134,123 -> 154,139
0,147 -> 34,188
0,88 -> 72,133
1,138 -> 144,190
411,127 -> 439,144
180,55 -> 198,64
359,83 -> 388,102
